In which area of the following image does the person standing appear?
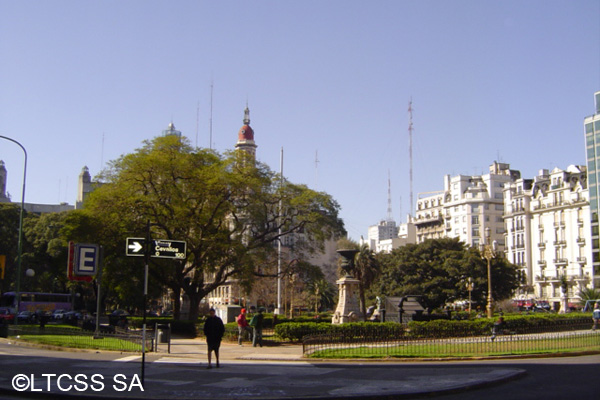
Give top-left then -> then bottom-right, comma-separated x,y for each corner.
250,308 -> 264,347
236,308 -> 252,345
592,303 -> 600,331
203,308 -> 224,369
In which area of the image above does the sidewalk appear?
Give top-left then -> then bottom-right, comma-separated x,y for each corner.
158,336 -> 305,362
0,336 -> 527,399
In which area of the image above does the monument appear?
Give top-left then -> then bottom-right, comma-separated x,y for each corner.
332,249 -> 363,324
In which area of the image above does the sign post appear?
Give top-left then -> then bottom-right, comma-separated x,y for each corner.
126,234 -> 186,387
127,238 -> 186,259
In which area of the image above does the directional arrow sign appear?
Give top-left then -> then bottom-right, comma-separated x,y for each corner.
126,238 -> 146,257
126,238 -> 186,260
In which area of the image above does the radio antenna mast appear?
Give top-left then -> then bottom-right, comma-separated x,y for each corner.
387,169 -> 393,222
209,80 -> 214,150
195,100 -> 200,148
408,98 -> 414,217
315,150 -> 319,189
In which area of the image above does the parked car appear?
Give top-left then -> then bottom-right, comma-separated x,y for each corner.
108,309 -> 129,327
16,311 -> 36,323
0,308 -> 15,322
535,300 -> 551,311
63,311 -> 82,324
52,309 -> 66,320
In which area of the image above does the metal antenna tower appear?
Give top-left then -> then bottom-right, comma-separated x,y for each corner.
315,150 -> 319,189
209,80 -> 214,150
408,99 -> 414,217
101,132 -> 105,169
195,100 -> 200,148
387,169 -> 393,221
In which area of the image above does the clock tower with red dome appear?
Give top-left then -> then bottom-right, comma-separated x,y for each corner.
235,105 -> 257,159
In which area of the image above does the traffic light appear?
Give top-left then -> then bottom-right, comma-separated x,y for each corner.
0,255 -> 5,280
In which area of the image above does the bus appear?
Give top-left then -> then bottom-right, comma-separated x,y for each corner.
0,292 -> 72,314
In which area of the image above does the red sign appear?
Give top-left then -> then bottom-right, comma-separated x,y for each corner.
67,241 -> 93,282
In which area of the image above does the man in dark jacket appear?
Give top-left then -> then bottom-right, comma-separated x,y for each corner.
203,308 -> 225,369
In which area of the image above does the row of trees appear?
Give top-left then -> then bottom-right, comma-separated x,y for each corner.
0,135 -> 347,320
0,135 -> 523,320
342,238 -> 521,318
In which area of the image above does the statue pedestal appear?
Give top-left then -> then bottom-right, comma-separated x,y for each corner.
332,275 -> 363,324
560,294 -> 569,314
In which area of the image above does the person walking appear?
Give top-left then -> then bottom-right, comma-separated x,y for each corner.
236,308 -> 252,345
592,303 -> 600,331
203,308 -> 225,369
250,308 -> 265,347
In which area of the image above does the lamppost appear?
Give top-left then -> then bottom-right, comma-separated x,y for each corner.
0,136 -> 27,323
466,277 -> 473,314
480,227 -> 497,319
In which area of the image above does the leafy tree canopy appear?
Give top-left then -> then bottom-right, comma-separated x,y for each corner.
371,238 -> 519,312
66,135 -> 345,320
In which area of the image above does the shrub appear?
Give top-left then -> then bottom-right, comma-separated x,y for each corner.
275,321 -> 403,342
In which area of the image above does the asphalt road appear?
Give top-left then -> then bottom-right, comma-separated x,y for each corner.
0,340 -> 598,399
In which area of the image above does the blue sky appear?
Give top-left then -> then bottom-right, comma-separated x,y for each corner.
1,1 -> 599,241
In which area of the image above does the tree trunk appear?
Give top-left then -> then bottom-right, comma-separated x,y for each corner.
186,291 -> 202,322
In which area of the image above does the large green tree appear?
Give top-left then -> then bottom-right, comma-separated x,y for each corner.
372,238 -> 519,313
68,135 -> 344,320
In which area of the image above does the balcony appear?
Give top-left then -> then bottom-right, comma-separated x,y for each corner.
538,242 -> 546,248
413,214 -> 443,226
576,237 -> 585,245
553,240 -> 566,247
577,257 -> 587,264
553,258 -> 568,266
553,221 -> 566,228
537,260 -> 547,266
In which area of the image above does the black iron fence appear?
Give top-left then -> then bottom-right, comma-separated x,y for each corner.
303,321 -> 600,358
7,325 -> 154,353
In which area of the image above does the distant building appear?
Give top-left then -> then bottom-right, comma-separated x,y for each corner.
0,160 -> 8,203
0,160 -> 74,213
412,161 -> 519,250
584,91 -> 600,289
162,122 -> 181,138
203,106 -> 340,310
504,166 -> 592,310
362,219 -> 416,253
413,191 -> 446,243
234,106 -> 257,159
76,166 -> 100,209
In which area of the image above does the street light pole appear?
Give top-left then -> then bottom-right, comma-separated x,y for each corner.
0,136 -> 27,323
480,227 -> 496,319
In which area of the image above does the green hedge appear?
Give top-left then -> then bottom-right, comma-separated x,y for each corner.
407,313 -> 592,338
273,313 -> 594,342
275,322 -> 404,342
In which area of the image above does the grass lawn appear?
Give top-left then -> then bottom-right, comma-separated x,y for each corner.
18,335 -> 142,352
307,336 -> 600,359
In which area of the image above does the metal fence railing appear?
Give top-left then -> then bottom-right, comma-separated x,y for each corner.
303,323 -> 600,358
7,325 -> 154,353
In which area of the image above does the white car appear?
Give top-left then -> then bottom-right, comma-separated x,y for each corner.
52,309 -> 66,320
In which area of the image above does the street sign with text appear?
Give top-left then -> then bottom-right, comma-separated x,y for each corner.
126,238 -> 186,260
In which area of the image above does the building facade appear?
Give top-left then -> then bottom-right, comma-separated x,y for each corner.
584,91 -> 600,289
504,166 -> 592,310
412,162 -> 519,250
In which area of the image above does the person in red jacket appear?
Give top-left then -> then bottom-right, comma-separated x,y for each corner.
236,308 -> 252,345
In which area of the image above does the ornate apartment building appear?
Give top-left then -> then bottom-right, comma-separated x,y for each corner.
413,162 -> 519,250
504,166 -> 592,310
